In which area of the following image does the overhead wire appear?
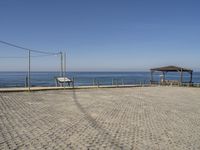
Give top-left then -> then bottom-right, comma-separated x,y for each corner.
0,40 -> 62,76
0,56 -> 27,59
0,40 -> 60,55
0,53 -> 59,59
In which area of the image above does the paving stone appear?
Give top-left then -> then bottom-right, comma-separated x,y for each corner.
0,87 -> 200,149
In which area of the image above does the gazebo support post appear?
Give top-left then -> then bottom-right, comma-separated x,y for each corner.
150,70 -> 154,84
190,71 -> 193,84
162,71 -> 166,82
180,69 -> 183,85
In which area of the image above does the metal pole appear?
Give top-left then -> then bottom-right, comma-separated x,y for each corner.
59,52 -> 63,87
190,71 -> 193,83
64,52 -> 66,77
150,70 -> 153,84
28,50 -> 31,91
72,77 -> 75,88
93,78 -> 95,86
60,52 -> 63,77
64,52 -> 66,89
180,69 -> 183,86
25,76 -> 28,87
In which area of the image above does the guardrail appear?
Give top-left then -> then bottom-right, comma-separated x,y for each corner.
1,72 -> 200,89
0,72 -> 150,88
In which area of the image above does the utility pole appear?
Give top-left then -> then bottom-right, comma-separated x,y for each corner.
28,50 -> 31,91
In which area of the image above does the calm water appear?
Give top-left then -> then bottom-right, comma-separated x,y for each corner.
0,72 -> 200,87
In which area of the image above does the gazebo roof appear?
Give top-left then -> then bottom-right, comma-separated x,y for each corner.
150,66 -> 193,72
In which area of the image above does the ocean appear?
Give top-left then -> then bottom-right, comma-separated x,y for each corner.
0,71 -> 200,87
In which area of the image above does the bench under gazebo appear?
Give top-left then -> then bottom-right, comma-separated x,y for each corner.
150,66 -> 193,85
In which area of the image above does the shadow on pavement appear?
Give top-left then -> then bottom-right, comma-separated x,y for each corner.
72,89 -> 128,149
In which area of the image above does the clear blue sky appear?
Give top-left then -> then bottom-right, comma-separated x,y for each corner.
0,0 -> 200,71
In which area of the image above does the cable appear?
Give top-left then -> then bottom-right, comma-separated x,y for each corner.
0,53 -> 59,59
31,53 -> 59,57
0,56 -> 27,59
0,40 -> 60,55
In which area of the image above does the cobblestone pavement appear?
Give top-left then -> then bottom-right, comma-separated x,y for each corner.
0,87 -> 200,150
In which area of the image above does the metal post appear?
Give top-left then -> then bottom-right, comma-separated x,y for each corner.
150,70 -> 153,84
163,72 -> 166,82
59,52 -> 64,87
28,50 -> 31,91
55,78 -> 58,87
64,52 -> 67,77
72,77 -> 75,88
60,52 -> 63,77
180,69 -> 183,86
190,71 -> 193,83
64,52 -> 66,89
93,78 -> 95,86
25,76 -> 28,87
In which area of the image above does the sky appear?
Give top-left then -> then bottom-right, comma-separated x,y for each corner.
0,0 -> 200,71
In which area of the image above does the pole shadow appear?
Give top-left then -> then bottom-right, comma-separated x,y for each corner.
72,90 -> 129,149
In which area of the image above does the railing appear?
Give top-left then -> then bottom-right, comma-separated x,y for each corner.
70,77 -> 149,88
0,72 -> 151,88
193,83 -> 200,87
1,71 -> 200,89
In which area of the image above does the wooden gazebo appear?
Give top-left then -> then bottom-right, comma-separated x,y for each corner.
150,66 -> 193,85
